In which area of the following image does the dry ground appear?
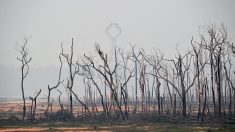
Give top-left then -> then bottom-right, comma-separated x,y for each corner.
0,123 -> 235,132
1,99 -> 235,131
1,122 -> 235,132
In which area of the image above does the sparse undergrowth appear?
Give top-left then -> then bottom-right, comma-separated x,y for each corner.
0,117 -> 235,132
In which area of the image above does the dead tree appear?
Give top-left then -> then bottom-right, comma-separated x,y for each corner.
139,51 -> 146,116
201,77 -> 208,123
87,80 -> 95,115
85,44 -> 119,117
45,55 -> 63,116
29,96 -> 33,119
60,38 -> 80,115
57,89 -> 64,111
32,89 -> 41,119
119,49 -> 133,119
159,51 -> 201,117
60,39 -> 90,117
16,37 -> 32,120
164,66 -> 173,112
29,89 -> 41,120
191,37 -> 204,120
200,24 -> 230,116
224,58 -> 235,115
130,44 -> 141,111
212,44 -> 223,117
144,51 -> 162,116
200,28 -> 217,115
84,44 -> 131,120
81,63 -> 107,117
225,59 -> 232,116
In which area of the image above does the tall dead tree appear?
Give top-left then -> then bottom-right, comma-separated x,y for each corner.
60,39 -> 90,117
200,24 -> 230,116
60,38 -> 79,115
16,38 -> 32,120
81,63 -> 107,117
84,44 -> 132,120
144,51 -> 162,116
224,58 -> 235,115
191,37 -> 204,120
130,44 -> 140,111
159,51 -> 201,117
119,49 -> 133,119
139,50 -> 146,116
84,44 -> 120,118
46,55 -> 63,116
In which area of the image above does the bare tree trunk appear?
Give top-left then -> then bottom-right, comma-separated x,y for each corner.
121,84 -> 128,119
192,44 -> 202,120
161,96 -> 164,115
30,98 -> 33,119
21,71 -> 26,120
105,79 -> 108,116
179,56 -> 187,117
17,38 -> 32,120
50,103 -> 52,114
173,94 -> 176,115
61,38 -> 81,116
135,58 -> 138,111
210,57 -> 216,115
156,80 -> 161,116
229,83 -> 232,116
224,59 -> 235,117
46,56 -> 63,116
201,78 -> 208,123
131,45 -> 139,111
182,92 -> 187,117
216,51 -> 222,117
57,90 -> 63,112
139,55 -> 146,117
166,79 -> 172,109
32,89 -> 41,119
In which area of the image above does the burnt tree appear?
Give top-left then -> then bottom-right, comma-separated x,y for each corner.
16,37 -> 32,120
46,55 -> 63,116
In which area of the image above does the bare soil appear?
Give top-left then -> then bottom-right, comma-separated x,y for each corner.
1,122 -> 235,132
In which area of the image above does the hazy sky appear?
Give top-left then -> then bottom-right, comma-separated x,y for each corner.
0,0 -> 235,97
